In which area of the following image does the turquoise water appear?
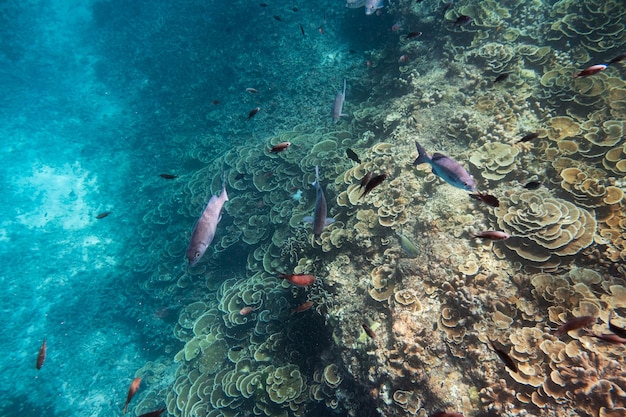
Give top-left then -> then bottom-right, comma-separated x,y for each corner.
0,0 -> 382,415
3,1 -> 625,417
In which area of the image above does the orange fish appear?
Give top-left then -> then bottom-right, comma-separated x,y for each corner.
291,301 -> 313,314
470,230 -> 510,240
430,412 -> 464,417
573,64 -> 607,78
555,316 -> 596,336
270,142 -> 291,153
239,306 -> 257,315
279,273 -> 316,287
36,338 -> 47,370
123,377 -> 142,415
584,329 -> 626,344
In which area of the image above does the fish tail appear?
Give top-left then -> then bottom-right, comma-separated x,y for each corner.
221,171 -> 229,201
413,141 -> 430,165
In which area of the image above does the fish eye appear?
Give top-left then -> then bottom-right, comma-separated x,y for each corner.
195,252 -> 201,259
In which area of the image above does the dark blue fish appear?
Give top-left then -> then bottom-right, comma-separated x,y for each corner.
608,52 -> 626,65
523,180 -> 541,190
494,73 -> 509,83
304,166 -> 334,237
413,141 -> 475,191
451,15 -> 472,27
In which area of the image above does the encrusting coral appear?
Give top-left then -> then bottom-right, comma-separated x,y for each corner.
130,1 -> 626,416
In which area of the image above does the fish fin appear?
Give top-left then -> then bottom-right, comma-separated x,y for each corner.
312,165 -> 320,187
217,171 -> 229,201
303,216 -> 314,224
324,217 -> 335,225
413,141 -> 430,165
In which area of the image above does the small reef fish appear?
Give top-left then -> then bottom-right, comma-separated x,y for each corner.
304,166 -> 334,237
488,340 -> 518,373
584,330 -> 626,345
523,180 -> 542,190
291,301 -> 314,314
245,87 -> 258,93
273,15 -> 282,21
441,0 -> 454,16
405,31 -> 422,40
96,211 -> 111,219
494,73 -> 509,83
364,0 -> 384,15
430,412 -> 464,417
331,79 -> 347,123
469,192 -> 499,208
554,315 -> 596,336
299,23 -> 305,36
451,15 -> 472,27
36,338 -> 47,370
346,148 -> 361,163
186,173 -> 229,266
259,2 -> 268,6
279,273 -> 316,287
360,173 -> 387,198
516,132 -> 540,143
608,52 -> 626,65
413,141 -> 475,191
359,172 -> 372,190
362,323 -> 376,339
247,107 -> 260,120
211,100 -> 220,105
123,377 -> 142,415
574,64 -> 607,78
159,173 -> 177,179
318,25 -> 325,34
239,306 -> 257,315
608,311 -> 626,338
270,141 -> 291,153
137,409 -> 166,417
471,230 -> 510,240
397,230 -> 419,258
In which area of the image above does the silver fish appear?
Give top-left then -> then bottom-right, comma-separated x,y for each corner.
186,173 -> 229,266
413,141 -> 475,191
364,0 -> 383,15
304,166 -> 334,237
331,79 -> 347,123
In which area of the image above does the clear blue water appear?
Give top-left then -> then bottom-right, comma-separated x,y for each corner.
0,0 -> 386,415
4,0 -> 624,416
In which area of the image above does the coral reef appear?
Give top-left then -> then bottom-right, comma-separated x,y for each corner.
131,1 -> 626,417
494,189 -> 597,268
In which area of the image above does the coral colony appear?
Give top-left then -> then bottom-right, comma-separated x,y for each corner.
11,0 -> 625,416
